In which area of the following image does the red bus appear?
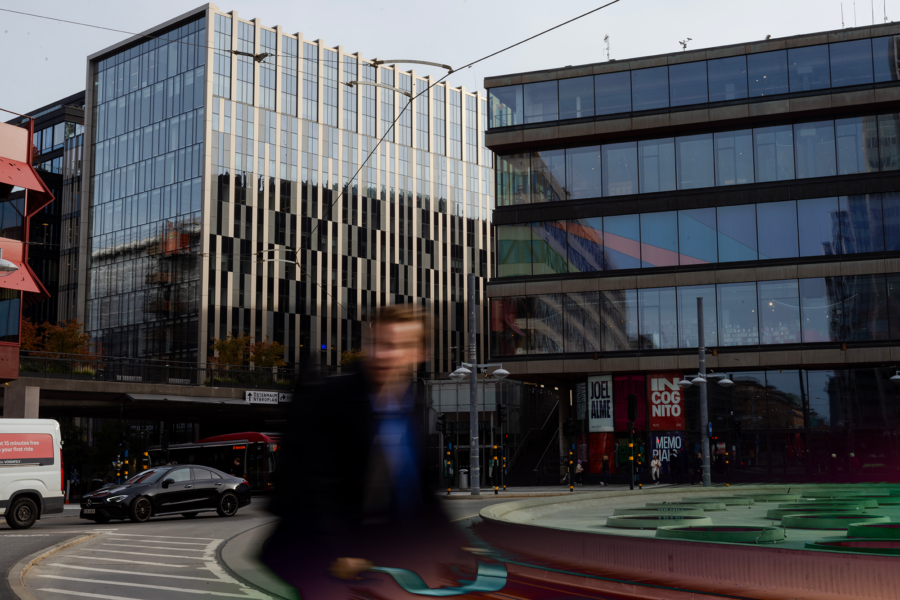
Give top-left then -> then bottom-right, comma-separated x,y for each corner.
148,432 -> 281,492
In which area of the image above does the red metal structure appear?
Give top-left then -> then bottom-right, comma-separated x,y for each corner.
0,112 -> 54,382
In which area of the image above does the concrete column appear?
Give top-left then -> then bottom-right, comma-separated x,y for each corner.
5,384 -> 40,419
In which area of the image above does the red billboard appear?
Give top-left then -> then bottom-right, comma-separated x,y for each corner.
588,432 -> 615,474
0,433 -> 54,465
647,373 -> 685,431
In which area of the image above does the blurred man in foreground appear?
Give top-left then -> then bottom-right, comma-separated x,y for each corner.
263,306 -> 468,599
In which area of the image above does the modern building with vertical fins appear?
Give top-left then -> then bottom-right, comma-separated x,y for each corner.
78,4 -> 495,374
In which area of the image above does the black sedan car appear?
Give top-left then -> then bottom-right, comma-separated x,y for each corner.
80,465 -> 251,524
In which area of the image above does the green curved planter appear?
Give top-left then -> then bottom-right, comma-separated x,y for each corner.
656,525 -> 784,543
748,494 -> 801,502
804,539 -> 900,556
613,507 -> 706,517
844,496 -> 900,506
645,501 -> 727,511
680,496 -> 754,506
782,513 -> 890,530
801,490 -> 887,498
605,515 -> 713,530
847,523 -> 900,539
780,499 -> 875,509
765,507 -> 862,520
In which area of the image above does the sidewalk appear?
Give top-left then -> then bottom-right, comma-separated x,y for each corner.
441,482 -> 680,498
218,521 -> 299,600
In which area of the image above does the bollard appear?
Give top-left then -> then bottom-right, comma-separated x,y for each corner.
494,486 -> 498,495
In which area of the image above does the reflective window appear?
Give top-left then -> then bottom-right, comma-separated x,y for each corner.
708,55 -> 748,102
889,274 -> 900,339
567,217 -> 604,273
754,125 -> 795,182
799,277 -> 843,342
748,50 -> 789,96
523,81 -> 558,124
631,66 -> 669,111
639,288 -> 677,349
638,138 -> 676,193
715,129 -> 754,186
640,211 -> 678,268
717,204 -> 758,262
669,61 -> 708,107
884,192 -> 900,251
797,197 -> 840,257
878,113 -> 900,171
873,36 -> 900,83
594,71 -> 631,116
675,133 -> 714,190
490,297 -> 531,355
496,153 -> 530,206
794,120 -> 836,179
564,292 -> 601,352
758,279 -> 801,344
532,294 -> 564,354
497,225 -> 533,277
678,207 -> 717,265
193,468 -> 213,480
789,45 -> 831,92
601,141 -> 638,196
603,214 -> 641,270
531,221 -> 568,275
836,116 -> 879,175
489,85 -> 522,127
559,76 -> 594,120
757,200 -> 799,259
168,468 -> 191,483
829,39 -> 874,87
531,149 -> 566,203
764,371 -> 805,429
842,274 -> 889,341
717,282 -> 759,346
565,146 -> 602,200
601,289 -> 639,351
677,285 -> 717,348
840,194 -> 884,254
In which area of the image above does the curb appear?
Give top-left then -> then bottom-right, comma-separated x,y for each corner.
215,520 -> 294,600
8,533 -> 100,600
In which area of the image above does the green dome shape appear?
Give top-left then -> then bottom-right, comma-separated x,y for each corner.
782,513 -> 890,530
765,507 -> 863,520
778,499 -> 874,509
613,507 -> 706,517
804,539 -> 900,556
645,501 -> 727,511
656,525 -> 784,543
847,523 -> 900,539
801,490 -> 888,498
748,494 -> 802,502
680,496 -> 754,506
842,496 -> 900,506
605,515 -> 713,530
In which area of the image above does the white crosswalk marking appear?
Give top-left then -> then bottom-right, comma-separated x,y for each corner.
80,549 -> 208,560
100,543 -> 208,552
46,564 -> 221,581
54,555 -> 191,568
34,575 -> 256,598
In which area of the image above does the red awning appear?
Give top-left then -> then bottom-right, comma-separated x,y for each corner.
0,158 -> 55,217
0,238 -> 50,307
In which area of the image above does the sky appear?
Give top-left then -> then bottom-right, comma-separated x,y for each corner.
1,0 -> 899,116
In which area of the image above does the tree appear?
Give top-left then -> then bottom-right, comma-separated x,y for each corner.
42,320 -> 92,356
249,336 -> 286,369
20,318 -> 42,351
209,332 -> 250,368
340,348 -> 366,368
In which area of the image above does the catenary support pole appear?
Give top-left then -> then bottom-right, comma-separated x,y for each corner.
698,297 -> 711,487
469,273 -> 480,495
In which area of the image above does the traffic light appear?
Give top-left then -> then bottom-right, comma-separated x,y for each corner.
141,452 -> 150,470
627,393 -> 637,422
734,420 -> 742,436
436,414 -> 447,432
564,416 -> 575,437
497,403 -> 508,424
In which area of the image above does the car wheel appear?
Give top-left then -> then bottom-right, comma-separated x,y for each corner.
216,492 -> 239,517
5,498 -> 38,529
93,515 -> 111,524
181,512 -> 199,519
128,497 -> 152,523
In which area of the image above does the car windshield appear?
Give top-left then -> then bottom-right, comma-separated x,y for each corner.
124,470 -> 166,485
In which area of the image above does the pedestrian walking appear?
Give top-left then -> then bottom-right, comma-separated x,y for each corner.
650,456 -> 660,484
575,460 -> 584,486
691,452 -> 702,485
601,455 -> 611,486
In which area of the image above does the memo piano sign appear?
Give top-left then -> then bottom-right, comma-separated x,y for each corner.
647,373 -> 685,431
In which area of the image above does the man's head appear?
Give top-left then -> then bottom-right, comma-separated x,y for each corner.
367,305 -> 427,389
234,458 -> 241,465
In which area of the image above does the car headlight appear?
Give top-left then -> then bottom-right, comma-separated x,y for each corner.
107,495 -> 128,503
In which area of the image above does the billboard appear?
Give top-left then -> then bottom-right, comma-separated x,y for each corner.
648,373 -> 685,431
588,432 -> 615,474
587,375 -> 614,432
651,431 -> 685,475
0,434 -> 54,465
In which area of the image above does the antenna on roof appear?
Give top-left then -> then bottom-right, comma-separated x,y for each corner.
678,38 -> 692,51
842,3 -> 845,28
604,34 -> 610,61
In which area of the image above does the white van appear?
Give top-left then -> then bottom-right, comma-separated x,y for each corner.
0,419 -> 65,529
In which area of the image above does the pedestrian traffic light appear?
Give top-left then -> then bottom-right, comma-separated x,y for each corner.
627,393 -> 637,422
436,413 -> 447,432
497,403 -> 508,423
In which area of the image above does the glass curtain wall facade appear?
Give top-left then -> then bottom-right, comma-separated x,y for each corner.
83,7 -> 494,374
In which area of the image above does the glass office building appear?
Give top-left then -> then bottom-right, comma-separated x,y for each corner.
80,5 -> 494,372
486,24 -> 900,482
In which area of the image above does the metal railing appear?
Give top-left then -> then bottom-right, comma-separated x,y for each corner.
18,352 -> 307,390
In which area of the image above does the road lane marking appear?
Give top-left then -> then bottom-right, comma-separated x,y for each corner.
34,575 -> 262,597
54,556 -> 191,568
81,549 -> 207,560
45,564 -> 222,582
100,543 -> 208,552
99,532 -> 220,541
38,590 -> 144,600
204,560 -> 275,600
99,536 -> 209,546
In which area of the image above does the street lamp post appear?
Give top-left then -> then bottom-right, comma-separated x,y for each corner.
697,298 -> 711,487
